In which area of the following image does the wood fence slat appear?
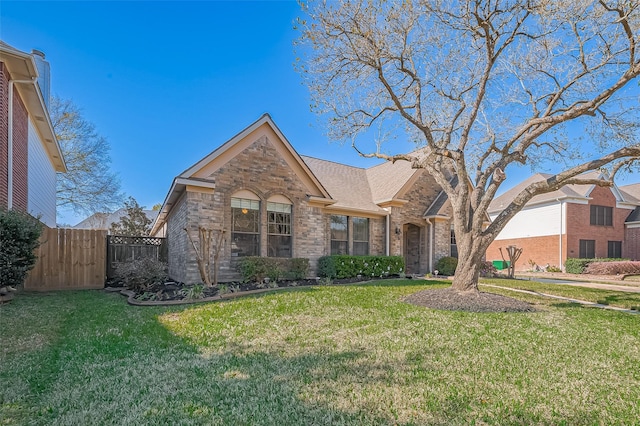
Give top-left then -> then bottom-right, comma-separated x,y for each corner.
24,228 -> 108,291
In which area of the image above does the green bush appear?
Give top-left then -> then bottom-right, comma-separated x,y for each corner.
236,257 -> 310,282
435,256 -> 458,276
0,209 -> 43,289
317,255 -> 404,279
113,257 -> 168,292
564,258 -> 627,274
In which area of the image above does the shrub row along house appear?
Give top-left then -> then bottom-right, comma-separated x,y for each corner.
0,42 -> 65,227
151,114 -> 458,282
486,172 -> 640,270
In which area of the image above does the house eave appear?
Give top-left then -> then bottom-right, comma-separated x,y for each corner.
376,198 -> 409,208
0,44 -> 66,173
323,205 -> 390,218
307,196 -> 336,207
150,178 -> 216,235
488,195 -> 587,215
424,214 -> 450,221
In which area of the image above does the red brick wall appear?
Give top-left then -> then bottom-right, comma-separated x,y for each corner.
623,227 -> 640,260
486,235 -> 566,271
0,62 -> 29,212
12,86 -> 28,212
565,186 -> 626,259
0,63 -> 8,208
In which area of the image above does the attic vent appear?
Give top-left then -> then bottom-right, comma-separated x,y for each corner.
45,139 -> 53,143
35,116 -> 45,122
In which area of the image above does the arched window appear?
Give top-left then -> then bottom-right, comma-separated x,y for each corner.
267,195 -> 292,258
231,191 -> 260,257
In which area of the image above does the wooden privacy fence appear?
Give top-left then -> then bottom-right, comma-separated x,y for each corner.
25,228 -> 107,291
106,235 -> 167,280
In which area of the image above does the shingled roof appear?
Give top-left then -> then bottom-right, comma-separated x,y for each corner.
301,156 -> 387,214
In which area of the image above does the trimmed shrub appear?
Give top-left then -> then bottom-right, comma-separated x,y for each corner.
0,209 -> 43,289
317,255 -> 404,279
435,256 -> 458,276
113,258 -> 168,292
236,257 -> 310,282
565,258 -> 627,274
584,261 -> 640,275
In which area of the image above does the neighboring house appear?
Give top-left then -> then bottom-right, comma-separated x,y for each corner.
151,114 -> 456,283
486,172 -> 640,270
619,183 -> 640,260
73,208 -> 159,233
0,41 -> 66,227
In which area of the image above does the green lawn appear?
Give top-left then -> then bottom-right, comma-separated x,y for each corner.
1,280 -> 639,425
480,278 -> 640,310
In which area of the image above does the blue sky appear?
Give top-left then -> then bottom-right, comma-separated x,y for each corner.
2,0 -> 404,225
1,1 -> 638,226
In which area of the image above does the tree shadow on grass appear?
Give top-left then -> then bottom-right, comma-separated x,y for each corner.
1,290 -> 614,425
595,294 -> 640,311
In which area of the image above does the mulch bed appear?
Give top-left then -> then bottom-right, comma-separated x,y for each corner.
403,287 -> 535,313
108,275 -> 402,305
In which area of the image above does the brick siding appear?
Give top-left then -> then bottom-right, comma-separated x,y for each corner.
486,186 -> 633,271
0,63 -> 8,207
623,227 -> 640,261
565,186 -> 627,259
0,61 -> 29,212
486,235 -> 564,271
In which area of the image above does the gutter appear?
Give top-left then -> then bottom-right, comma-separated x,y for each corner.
7,78 -> 37,209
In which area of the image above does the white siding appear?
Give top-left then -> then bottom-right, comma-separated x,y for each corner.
28,119 -> 57,227
490,202 -> 564,240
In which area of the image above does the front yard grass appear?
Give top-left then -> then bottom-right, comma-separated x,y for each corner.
1,279 -> 639,425
480,277 -> 640,310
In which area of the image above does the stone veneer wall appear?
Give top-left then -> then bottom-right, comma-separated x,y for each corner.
166,192 -> 189,282
171,136 -> 329,283
370,217 -> 386,255
388,170 -> 448,274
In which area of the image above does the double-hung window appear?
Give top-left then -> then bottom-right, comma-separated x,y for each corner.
231,198 -> 260,257
608,241 -> 622,258
330,215 -> 348,255
352,217 -> 369,255
579,239 -> 595,259
267,202 -> 292,257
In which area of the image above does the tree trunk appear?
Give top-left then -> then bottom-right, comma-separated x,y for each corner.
450,232 -> 487,292
451,256 -> 481,292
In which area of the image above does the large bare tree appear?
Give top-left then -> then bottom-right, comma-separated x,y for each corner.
298,0 -> 640,292
51,96 -> 123,215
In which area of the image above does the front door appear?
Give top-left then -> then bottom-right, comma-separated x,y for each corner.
404,224 -> 421,275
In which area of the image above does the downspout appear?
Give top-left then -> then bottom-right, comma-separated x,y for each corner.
385,212 -> 390,256
7,78 -> 37,209
558,199 -> 564,271
384,207 -> 391,256
427,218 -> 434,272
